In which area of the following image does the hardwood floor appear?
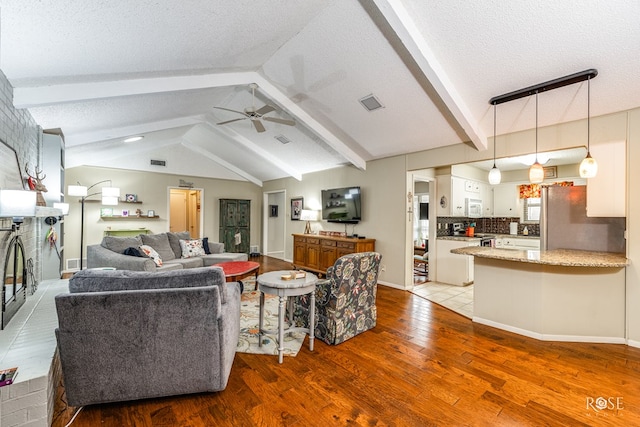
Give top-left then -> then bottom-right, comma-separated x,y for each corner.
53,256 -> 640,426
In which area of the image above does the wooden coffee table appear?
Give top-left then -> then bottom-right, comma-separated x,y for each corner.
214,261 -> 260,282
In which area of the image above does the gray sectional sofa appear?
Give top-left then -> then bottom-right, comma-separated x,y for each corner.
55,267 -> 240,406
87,231 -> 248,271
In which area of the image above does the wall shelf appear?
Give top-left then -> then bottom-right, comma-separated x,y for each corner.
100,215 -> 160,220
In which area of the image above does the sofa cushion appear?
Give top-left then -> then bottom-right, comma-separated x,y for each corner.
68,266 -> 228,303
208,242 -> 225,254
167,231 -> 191,258
164,257 -> 204,269
180,239 -> 206,258
140,233 -> 175,261
139,245 -> 163,267
102,236 -> 142,254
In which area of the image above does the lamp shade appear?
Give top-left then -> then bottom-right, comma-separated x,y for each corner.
53,202 -> 70,215
300,209 -> 319,221
101,187 -> 120,198
529,162 -> 545,184
0,190 -> 37,217
68,185 -> 88,197
488,166 -> 502,185
101,196 -> 119,206
579,153 -> 598,178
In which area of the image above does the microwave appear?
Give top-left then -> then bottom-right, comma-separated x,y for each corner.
465,198 -> 482,218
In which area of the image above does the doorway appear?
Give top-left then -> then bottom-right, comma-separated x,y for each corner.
406,170 -> 435,290
263,190 -> 286,260
168,187 -> 203,238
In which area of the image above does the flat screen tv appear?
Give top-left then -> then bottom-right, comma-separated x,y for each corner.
321,186 -> 361,224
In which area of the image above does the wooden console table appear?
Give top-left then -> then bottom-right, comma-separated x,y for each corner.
292,233 -> 375,274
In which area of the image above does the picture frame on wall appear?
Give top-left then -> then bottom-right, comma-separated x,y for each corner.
100,208 -> 113,217
291,197 -> 303,220
121,209 -> 129,217
147,210 -> 155,217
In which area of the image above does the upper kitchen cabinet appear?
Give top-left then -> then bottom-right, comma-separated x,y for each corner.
586,139 -> 626,217
436,175 -> 486,217
493,184 -> 521,218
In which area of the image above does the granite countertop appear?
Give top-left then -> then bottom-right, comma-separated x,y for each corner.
438,234 -> 541,242
451,247 -> 628,268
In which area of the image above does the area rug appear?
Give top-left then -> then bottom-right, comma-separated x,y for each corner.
236,279 -> 306,357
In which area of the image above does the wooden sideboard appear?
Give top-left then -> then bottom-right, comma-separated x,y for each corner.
292,233 -> 376,274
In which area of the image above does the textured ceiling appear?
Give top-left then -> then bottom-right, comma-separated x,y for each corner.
2,0 -> 640,185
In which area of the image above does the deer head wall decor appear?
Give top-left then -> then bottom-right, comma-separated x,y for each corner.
25,163 -> 47,206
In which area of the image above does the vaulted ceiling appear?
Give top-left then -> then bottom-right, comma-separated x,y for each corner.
2,1 -> 640,185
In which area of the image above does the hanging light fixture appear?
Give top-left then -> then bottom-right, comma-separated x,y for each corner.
529,91 -> 545,184
488,103 -> 502,185
579,75 -> 598,178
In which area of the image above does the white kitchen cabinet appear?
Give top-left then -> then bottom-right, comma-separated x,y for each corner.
586,139 -> 626,217
495,237 -> 540,250
436,175 -> 466,217
481,182 -> 494,217
493,184 -> 521,217
436,239 -> 480,286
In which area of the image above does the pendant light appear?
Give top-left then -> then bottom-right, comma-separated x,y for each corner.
579,75 -> 598,178
488,103 -> 502,185
529,91 -> 544,184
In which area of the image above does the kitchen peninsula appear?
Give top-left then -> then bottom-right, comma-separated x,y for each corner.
452,246 -> 628,343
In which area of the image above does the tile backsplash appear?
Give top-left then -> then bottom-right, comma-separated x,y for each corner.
437,217 -> 539,236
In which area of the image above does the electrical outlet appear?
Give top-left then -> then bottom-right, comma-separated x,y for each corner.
381,264 -> 386,272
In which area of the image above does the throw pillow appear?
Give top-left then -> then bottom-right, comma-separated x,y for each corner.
123,247 -> 143,257
167,231 -> 192,258
179,239 -> 206,258
202,237 -> 211,255
139,244 -> 163,267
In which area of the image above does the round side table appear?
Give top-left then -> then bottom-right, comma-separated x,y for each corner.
257,271 -> 318,363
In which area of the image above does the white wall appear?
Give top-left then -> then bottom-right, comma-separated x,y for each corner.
64,166 -> 263,264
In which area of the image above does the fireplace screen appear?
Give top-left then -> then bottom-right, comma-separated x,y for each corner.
2,235 -> 27,329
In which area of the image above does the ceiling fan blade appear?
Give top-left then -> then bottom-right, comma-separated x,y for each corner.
217,118 -> 246,125
214,106 -> 248,116
252,119 -> 266,133
255,104 -> 276,115
263,116 -> 296,126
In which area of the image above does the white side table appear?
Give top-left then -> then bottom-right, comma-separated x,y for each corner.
257,271 -> 317,363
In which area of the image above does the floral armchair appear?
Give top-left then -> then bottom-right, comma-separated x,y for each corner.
289,251 -> 382,345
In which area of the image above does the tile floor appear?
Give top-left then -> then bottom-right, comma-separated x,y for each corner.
411,281 -> 474,319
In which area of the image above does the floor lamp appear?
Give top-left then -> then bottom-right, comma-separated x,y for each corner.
68,181 -> 120,270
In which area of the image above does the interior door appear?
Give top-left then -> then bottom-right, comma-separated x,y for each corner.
169,188 -> 203,237
169,190 -> 187,233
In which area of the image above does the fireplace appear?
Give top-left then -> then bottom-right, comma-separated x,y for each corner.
2,234 -> 27,329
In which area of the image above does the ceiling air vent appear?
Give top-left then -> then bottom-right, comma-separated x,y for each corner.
274,135 -> 291,145
150,159 -> 166,167
359,94 -> 384,112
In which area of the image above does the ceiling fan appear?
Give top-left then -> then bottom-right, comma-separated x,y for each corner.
214,83 -> 296,133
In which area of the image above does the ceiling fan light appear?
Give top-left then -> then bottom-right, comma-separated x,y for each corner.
579,153 -> 598,178
488,165 -> 502,185
529,161 -> 544,183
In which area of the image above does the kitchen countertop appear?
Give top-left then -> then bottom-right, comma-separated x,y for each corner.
451,246 -> 628,268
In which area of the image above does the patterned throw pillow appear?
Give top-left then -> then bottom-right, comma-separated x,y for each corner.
179,239 -> 206,258
139,244 -> 163,267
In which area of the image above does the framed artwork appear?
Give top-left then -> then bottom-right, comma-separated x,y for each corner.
100,208 -> 113,217
147,210 -> 155,217
270,205 -> 278,217
125,193 -> 137,202
121,209 -> 129,217
291,197 -> 303,220
543,166 -> 558,179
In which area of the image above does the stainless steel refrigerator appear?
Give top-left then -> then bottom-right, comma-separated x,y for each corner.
540,185 -> 625,253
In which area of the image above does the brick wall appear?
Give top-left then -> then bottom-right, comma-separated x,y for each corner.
0,70 -> 55,427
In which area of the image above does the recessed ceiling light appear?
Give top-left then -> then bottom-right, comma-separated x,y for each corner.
359,94 -> 384,112
123,136 -> 144,143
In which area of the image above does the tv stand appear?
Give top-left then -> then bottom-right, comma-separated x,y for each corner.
292,233 -> 376,274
